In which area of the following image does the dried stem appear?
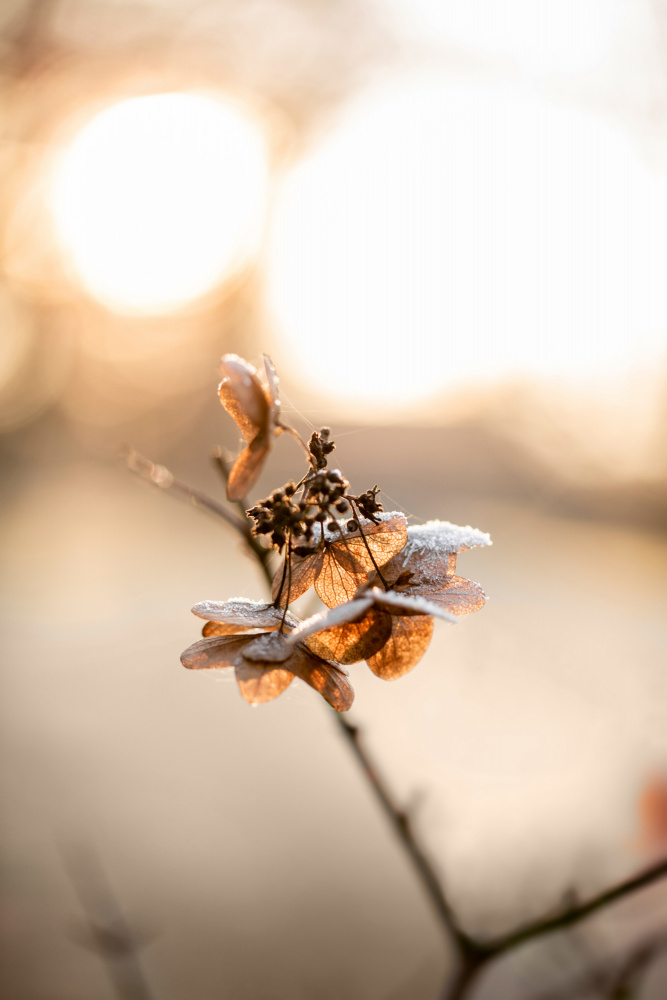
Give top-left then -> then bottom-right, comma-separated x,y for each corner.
347,498 -> 390,590
333,714 -> 464,946
479,858 -> 667,958
439,859 -> 667,999
125,444 -> 667,1000
123,447 -> 272,588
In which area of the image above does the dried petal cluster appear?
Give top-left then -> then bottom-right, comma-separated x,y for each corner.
181,600 -> 353,710
182,354 -> 491,710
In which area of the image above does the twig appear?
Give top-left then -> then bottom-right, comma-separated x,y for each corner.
439,860 -> 667,999
122,446 -> 272,587
478,859 -> 667,958
333,714 -> 463,946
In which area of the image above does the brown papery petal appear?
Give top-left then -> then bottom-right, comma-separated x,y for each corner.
235,662 -> 294,704
272,549 -> 323,605
315,548 -> 368,608
288,644 -> 355,711
180,635 -> 251,670
334,514 -> 408,574
218,355 -> 269,443
202,620 -> 259,637
421,576 -> 487,616
366,615 -> 434,681
226,438 -> 270,502
306,607 -> 393,665
383,548 -> 457,590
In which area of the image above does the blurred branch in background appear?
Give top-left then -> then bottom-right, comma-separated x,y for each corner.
63,844 -> 157,1000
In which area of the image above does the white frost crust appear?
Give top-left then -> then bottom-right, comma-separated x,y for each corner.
406,520 -> 491,554
368,588 -> 458,624
191,599 -> 299,630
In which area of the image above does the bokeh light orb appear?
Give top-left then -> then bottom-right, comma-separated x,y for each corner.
51,92 -> 268,314
268,77 -> 667,413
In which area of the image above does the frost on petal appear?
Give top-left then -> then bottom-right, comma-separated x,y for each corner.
420,576 -> 487,616
371,588 -> 458,624
180,635 -> 250,670
406,520 -> 492,555
366,615 -> 434,680
383,520 -> 491,589
306,609 -> 393,665
192,599 -> 299,632
241,632 -> 293,664
272,549 -> 323,605
287,644 -> 355,711
234,661 -> 294,704
218,355 -> 268,444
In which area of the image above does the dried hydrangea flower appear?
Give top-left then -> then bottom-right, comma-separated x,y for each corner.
288,520 -> 491,680
180,600 -> 354,710
272,511 -> 408,608
218,354 -> 282,501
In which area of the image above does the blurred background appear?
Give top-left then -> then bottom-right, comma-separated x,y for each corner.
2,0 -> 667,997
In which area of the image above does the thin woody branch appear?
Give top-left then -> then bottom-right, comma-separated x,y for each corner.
334,714 -> 464,946
122,446 -> 272,586
475,858 -> 667,958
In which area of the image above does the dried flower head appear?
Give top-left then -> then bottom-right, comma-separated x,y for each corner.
218,354 -> 282,501
180,600 -> 353,710
180,354 -> 491,709
288,521 -> 491,680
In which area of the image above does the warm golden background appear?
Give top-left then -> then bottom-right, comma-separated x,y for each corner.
2,1 -> 667,997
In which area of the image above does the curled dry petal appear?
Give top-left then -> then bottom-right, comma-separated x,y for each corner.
180,630 -> 354,710
235,661 -> 294,704
285,645 -> 354,712
180,634 -> 252,672
242,632 -> 354,711
218,354 -> 282,501
366,615 -> 435,680
192,599 -> 299,633
273,512 -> 408,608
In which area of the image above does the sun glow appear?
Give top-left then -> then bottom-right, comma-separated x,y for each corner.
51,93 -> 268,314
268,77 -> 667,413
